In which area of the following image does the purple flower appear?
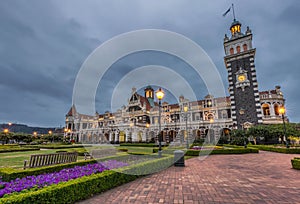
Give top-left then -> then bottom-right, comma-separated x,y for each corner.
0,160 -> 128,198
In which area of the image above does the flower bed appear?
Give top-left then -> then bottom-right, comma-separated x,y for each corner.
0,160 -> 128,198
0,155 -> 173,204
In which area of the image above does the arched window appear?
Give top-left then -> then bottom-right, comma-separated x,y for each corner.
243,44 -> 248,51
274,104 -> 280,116
207,114 -> 214,121
236,46 -> 241,53
262,104 -> 270,116
230,47 -> 234,55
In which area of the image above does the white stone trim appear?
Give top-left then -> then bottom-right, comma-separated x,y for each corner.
250,62 -> 254,66
254,92 -> 259,96
230,96 -> 235,99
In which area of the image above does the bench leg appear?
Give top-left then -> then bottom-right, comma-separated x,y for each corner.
24,160 -> 28,170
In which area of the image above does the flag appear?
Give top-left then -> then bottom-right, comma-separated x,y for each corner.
222,7 -> 231,17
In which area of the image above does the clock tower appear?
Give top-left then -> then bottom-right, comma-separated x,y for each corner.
224,19 -> 263,129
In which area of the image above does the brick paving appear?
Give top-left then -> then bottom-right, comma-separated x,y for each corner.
77,151 -> 300,204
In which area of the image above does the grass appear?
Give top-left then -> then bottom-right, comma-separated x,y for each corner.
0,145 -> 154,169
0,145 -> 121,169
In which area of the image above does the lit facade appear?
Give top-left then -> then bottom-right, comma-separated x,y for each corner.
65,19 -> 287,144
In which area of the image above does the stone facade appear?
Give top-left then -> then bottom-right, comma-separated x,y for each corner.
64,19 -> 287,144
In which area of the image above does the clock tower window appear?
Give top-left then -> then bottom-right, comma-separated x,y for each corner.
236,46 -> 241,53
243,44 -> 248,51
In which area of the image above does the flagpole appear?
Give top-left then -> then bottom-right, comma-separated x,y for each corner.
232,3 -> 236,21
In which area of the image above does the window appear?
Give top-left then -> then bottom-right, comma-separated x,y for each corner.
230,48 -> 234,55
262,104 -> 270,116
243,44 -> 248,51
236,46 -> 241,53
207,114 -> 214,121
274,104 -> 280,116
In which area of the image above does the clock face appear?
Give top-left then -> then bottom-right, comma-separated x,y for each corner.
238,74 -> 246,82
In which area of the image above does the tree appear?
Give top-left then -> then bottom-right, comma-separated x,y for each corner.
0,131 -> 13,145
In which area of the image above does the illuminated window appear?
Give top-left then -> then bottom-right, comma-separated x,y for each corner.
207,114 -> 214,120
243,44 -> 248,51
236,46 -> 241,53
262,104 -> 270,116
274,104 -> 280,116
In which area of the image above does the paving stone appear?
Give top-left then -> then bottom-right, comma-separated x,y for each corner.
76,151 -> 300,204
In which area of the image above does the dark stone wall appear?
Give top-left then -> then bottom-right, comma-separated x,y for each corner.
229,56 -> 259,128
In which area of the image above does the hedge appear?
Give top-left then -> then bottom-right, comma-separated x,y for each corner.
35,145 -> 91,149
249,145 -> 300,154
185,147 -> 259,156
0,148 -> 40,153
0,154 -> 129,182
0,156 -> 174,204
291,157 -> 300,170
120,143 -> 168,147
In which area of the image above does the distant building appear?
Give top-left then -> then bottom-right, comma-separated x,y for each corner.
65,18 -> 286,144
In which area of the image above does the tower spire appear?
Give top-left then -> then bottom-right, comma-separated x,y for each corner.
232,3 -> 236,21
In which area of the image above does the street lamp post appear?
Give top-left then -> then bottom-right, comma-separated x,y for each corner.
49,130 -> 53,143
209,118 -> 214,144
181,106 -> 190,149
242,124 -> 247,148
3,129 -> 9,145
129,122 -> 134,143
279,107 -> 289,148
156,88 -> 165,157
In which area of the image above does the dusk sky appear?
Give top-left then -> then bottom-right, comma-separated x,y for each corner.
1,0 -> 300,127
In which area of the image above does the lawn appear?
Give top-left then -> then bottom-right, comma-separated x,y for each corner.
0,145 -> 123,169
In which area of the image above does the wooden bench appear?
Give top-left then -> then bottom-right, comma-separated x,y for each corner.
24,152 -> 78,169
84,148 -> 117,160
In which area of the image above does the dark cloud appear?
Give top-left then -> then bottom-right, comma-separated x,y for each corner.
0,0 -> 299,127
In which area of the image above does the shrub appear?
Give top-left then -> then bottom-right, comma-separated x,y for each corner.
120,143 -> 169,147
117,148 -> 128,152
185,148 -> 259,156
250,145 -> 300,154
0,148 -> 40,153
291,158 -> 300,170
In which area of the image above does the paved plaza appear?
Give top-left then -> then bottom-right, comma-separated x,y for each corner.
77,151 -> 300,204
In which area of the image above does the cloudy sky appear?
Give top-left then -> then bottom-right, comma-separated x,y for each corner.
0,0 -> 299,127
